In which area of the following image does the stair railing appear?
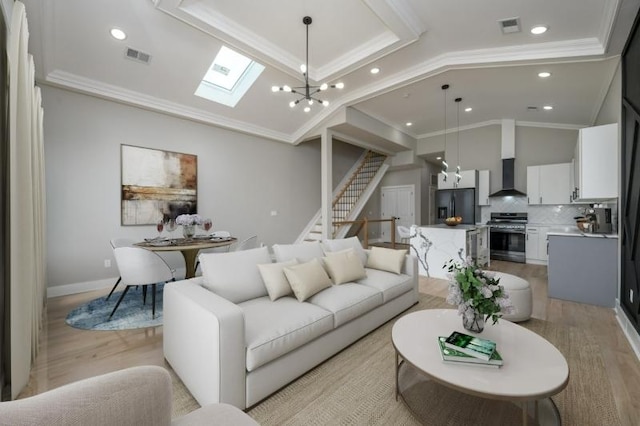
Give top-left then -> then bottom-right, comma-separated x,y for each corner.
332,217 -> 397,248
332,151 -> 380,209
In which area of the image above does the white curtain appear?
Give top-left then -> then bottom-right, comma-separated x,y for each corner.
7,1 -> 46,399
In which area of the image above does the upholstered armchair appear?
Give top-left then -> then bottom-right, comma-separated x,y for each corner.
0,366 -> 258,426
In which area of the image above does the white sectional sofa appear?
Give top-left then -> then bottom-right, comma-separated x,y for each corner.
163,238 -> 418,410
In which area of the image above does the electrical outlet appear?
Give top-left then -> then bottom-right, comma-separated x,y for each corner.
104,259 -> 111,268
631,289 -> 634,303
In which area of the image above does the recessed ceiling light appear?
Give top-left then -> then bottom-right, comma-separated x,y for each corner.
543,105 -> 553,110
110,28 -> 127,41
370,67 -> 380,74
464,107 -> 472,112
531,25 -> 548,35
538,72 -> 551,78
406,122 -> 412,126
436,156 -> 442,160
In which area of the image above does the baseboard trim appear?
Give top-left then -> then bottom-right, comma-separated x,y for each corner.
47,278 -> 115,299
47,267 -> 188,298
615,299 -> 640,361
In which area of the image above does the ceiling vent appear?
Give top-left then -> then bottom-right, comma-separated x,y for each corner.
499,17 -> 521,34
527,106 -> 539,111
125,47 -> 151,64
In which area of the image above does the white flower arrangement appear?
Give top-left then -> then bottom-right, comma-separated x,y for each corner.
175,214 -> 203,226
445,257 -> 514,325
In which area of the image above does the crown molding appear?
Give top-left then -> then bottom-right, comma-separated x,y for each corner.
601,0 -> 621,51
417,119 -> 584,139
155,0 -> 421,83
315,31 -> 400,82
43,70 -> 294,144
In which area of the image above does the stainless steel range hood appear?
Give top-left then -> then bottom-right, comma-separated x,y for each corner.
489,119 -> 527,197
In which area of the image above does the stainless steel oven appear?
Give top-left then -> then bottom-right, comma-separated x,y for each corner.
487,212 -> 527,263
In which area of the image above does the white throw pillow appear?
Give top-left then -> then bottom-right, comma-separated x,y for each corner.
322,237 -> 367,266
199,246 -> 271,303
272,241 -> 325,263
323,249 -> 367,285
366,246 -> 407,275
283,258 -> 332,302
258,259 -> 298,301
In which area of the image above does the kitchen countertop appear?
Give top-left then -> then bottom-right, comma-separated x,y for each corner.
525,223 -> 618,238
419,224 -> 487,231
546,228 -> 618,239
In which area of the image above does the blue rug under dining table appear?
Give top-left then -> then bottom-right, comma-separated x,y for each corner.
65,283 -> 165,331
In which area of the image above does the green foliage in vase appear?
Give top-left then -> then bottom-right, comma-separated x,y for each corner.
444,258 -> 514,325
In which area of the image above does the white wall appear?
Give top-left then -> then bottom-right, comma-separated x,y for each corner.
42,86 -> 362,289
595,62 -> 621,126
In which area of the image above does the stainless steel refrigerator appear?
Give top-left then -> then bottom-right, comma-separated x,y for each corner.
435,188 -> 479,225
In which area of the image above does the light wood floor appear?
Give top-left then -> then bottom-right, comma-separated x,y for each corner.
20,261 -> 640,425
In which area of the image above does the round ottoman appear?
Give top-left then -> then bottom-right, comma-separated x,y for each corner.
492,271 -> 532,322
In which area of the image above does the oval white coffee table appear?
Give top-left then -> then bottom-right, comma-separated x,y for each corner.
392,309 -> 569,425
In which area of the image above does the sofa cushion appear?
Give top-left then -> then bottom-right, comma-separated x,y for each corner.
322,237 -> 367,266
323,249 -> 367,285
356,268 -> 413,303
366,246 -> 407,274
257,259 -> 298,301
308,284 -> 383,327
240,297 -> 334,371
199,246 -> 271,304
272,241 -> 324,263
283,258 -> 332,302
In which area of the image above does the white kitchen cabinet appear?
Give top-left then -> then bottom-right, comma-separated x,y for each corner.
437,169 -> 478,189
526,225 -> 549,264
572,123 -> 618,201
478,170 -> 490,206
525,227 -> 539,261
527,163 -> 572,205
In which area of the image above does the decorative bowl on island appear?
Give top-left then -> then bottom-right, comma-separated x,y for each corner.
444,217 -> 462,226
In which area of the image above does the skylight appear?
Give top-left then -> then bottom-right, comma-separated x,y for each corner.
195,46 -> 264,108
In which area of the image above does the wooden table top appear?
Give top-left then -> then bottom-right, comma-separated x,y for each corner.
135,237 -> 237,251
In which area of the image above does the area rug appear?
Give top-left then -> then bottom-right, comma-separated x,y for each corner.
65,284 -> 164,330
171,294 -> 622,425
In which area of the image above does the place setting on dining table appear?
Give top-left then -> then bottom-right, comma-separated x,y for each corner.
135,214 -> 237,279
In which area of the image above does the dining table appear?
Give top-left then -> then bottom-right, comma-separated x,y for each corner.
135,236 -> 237,279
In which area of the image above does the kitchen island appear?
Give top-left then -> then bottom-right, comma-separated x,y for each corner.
547,230 -> 618,307
409,224 -> 489,279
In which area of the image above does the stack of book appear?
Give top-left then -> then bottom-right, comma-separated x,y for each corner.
437,331 -> 503,368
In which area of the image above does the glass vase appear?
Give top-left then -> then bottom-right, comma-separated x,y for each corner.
182,224 -> 196,239
462,311 -> 485,333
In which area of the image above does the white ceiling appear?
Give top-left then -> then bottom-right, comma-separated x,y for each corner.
21,0 -> 640,151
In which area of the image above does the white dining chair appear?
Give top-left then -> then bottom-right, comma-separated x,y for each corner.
230,235 -> 258,252
111,247 -> 175,319
107,238 -> 136,300
194,230 -> 233,274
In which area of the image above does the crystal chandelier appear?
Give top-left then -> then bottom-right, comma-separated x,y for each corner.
271,16 -> 344,112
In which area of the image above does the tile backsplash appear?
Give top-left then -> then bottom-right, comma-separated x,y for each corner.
480,195 -> 618,229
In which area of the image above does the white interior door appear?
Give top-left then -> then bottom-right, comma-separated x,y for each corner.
381,185 -> 415,243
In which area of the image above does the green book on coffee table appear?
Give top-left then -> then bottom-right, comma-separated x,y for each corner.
437,336 -> 503,367
443,331 -> 497,361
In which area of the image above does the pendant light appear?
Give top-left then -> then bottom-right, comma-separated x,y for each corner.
440,84 -> 449,182
454,97 -> 462,187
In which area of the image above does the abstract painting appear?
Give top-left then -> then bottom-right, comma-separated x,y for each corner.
121,144 -> 197,225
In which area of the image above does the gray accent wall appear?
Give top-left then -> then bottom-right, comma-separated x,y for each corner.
43,86 -> 362,289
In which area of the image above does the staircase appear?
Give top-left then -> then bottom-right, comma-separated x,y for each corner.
297,151 -> 388,243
